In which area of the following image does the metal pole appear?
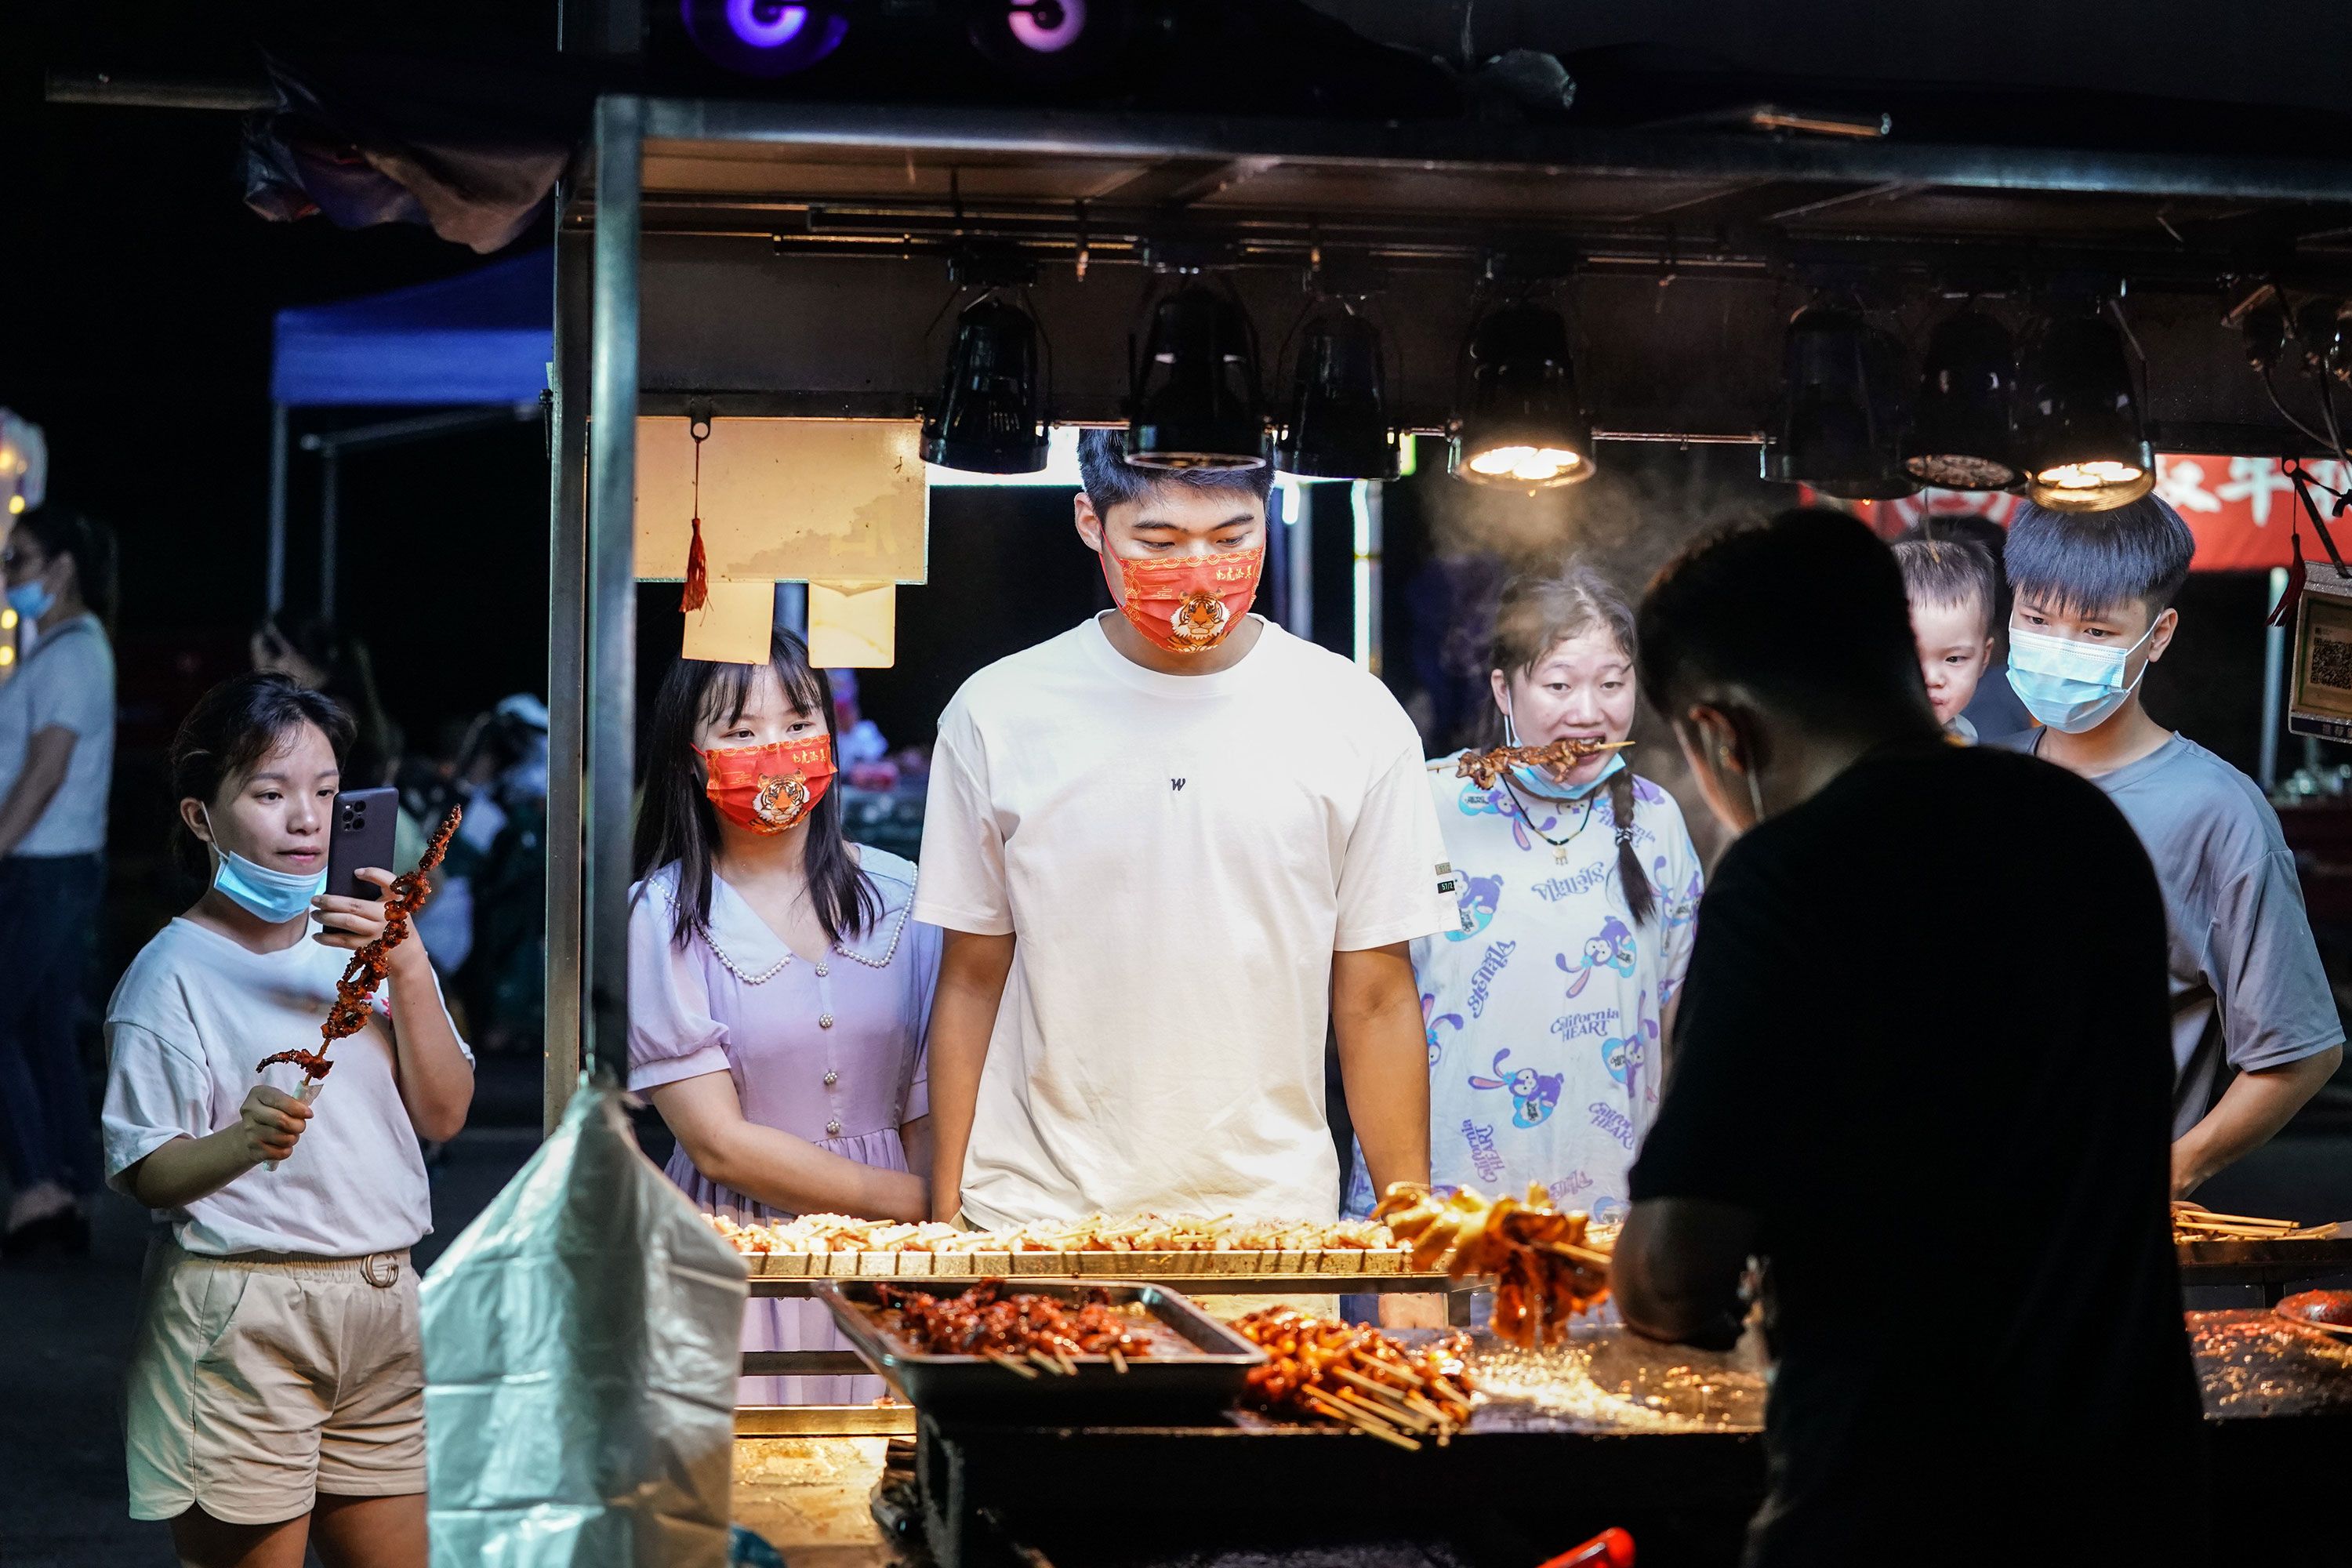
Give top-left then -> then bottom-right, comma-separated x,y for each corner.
545,220 -> 593,1133
1351,480 -> 1382,676
320,446 -> 340,622
267,405 -> 289,618
1286,481 -> 1314,644
2261,564 -> 2288,793
776,582 -> 808,637
584,96 -> 644,1087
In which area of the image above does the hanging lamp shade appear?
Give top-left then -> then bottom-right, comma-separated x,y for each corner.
1279,303 -> 1397,481
2017,313 -> 2154,512
1905,307 -> 2023,492
1760,305 -> 1915,500
1127,283 -> 1268,470
921,294 -> 1050,474
1448,301 -> 1595,488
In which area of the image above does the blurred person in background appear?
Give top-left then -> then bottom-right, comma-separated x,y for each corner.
398,719 -> 484,984
252,618 -> 403,790
0,506 -> 118,1256
462,695 -> 550,1054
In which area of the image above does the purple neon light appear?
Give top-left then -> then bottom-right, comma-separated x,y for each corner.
727,0 -> 808,47
1007,0 -> 1085,53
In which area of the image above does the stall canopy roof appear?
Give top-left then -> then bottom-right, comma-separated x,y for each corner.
271,248 -> 552,407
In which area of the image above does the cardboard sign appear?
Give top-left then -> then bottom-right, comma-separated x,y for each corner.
808,580 -> 896,667
681,578 -> 775,665
634,418 -> 929,585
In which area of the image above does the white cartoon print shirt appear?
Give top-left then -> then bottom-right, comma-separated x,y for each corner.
1348,753 -> 1703,1224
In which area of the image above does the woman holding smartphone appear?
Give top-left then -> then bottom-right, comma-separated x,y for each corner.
102,672 -> 473,1568
630,631 -> 939,1405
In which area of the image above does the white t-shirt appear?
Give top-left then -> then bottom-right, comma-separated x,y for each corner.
913,615 -> 1457,1227
102,917 -> 471,1256
0,613 -> 114,856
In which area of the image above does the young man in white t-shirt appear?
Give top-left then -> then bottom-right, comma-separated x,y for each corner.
914,431 -> 1456,1230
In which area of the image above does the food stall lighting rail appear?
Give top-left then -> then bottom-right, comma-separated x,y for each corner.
633,97 -> 2352,208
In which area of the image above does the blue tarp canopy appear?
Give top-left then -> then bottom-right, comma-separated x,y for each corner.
271,249 -> 552,408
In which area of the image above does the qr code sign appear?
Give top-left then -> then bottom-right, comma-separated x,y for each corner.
2313,633 -> 2352,693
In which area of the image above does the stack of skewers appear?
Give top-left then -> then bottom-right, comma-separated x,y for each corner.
873,1281 -> 1158,1379
2172,1203 -> 2339,1243
1234,1309 -> 1477,1452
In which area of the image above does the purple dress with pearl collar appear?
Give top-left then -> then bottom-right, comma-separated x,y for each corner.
628,848 -> 938,1405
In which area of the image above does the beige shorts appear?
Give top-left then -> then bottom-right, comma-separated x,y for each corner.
124,1237 -> 426,1524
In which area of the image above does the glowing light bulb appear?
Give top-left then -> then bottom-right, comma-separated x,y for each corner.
0,608 -> 15,630
0,645 -> 15,666
6,495 -> 22,514
2038,459 -> 2143,489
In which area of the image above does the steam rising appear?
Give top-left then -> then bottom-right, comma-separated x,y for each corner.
1403,444 -> 1790,865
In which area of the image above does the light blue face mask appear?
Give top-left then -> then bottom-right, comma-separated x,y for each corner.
209,840 -> 326,924
1503,711 -> 1628,799
5,577 -> 54,622
2006,621 -> 2156,735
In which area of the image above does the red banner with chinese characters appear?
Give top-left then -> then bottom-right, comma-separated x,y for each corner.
1843,456 -> 2349,573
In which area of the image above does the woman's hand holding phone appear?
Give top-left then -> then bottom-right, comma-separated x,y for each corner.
313,868 -> 430,973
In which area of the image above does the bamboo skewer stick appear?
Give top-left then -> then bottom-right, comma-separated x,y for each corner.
985,1352 -> 1040,1380
1303,1391 -> 1423,1451
1106,1347 -> 1128,1374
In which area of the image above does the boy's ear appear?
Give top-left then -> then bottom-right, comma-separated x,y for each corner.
2147,604 -> 2181,663
1073,492 -> 1106,554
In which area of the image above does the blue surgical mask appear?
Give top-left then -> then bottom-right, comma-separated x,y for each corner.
1503,710 -> 1628,799
1515,750 -> 1625,800
2006,622 -> 2156,735
5,578 -> 53,622
209,845 -> 326,924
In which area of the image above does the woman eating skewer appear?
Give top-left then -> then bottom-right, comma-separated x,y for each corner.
100,673 -> 473,1568
1347,566 -> 1702,1224
628,632 -> 939,1405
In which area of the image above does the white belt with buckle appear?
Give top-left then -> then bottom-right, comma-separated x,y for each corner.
362,1252 -> 402,1288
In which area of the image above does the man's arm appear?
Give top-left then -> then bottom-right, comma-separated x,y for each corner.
927,930 -> 1015,1221
1613,1196 -> 1757,1348
1331,942 -> 1428,1203
2172,1045 -> 2343,1197
0,725 -> 74,856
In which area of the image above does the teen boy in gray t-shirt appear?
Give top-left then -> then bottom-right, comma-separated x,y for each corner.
1994,495 -> 2343,1196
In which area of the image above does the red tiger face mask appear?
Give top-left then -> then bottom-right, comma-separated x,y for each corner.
1099,539 -> 1265,655
697,735 -> 837,834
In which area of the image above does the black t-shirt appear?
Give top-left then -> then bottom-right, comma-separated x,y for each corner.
1629,742 -> 2204,1566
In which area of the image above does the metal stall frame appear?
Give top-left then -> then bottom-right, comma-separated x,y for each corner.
546,91 -> 2352,1098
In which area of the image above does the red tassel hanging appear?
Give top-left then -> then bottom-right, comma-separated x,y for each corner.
680,415 -> 712,612
680,514 -> 709,613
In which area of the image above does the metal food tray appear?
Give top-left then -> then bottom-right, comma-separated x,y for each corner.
2176,1233 -> 2352,1301
816,1279 -> 1265,1425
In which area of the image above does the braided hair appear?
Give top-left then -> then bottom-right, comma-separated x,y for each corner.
1488,564 -> 1655,927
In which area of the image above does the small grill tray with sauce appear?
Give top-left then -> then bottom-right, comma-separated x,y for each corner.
817,1279 -> 1265,1424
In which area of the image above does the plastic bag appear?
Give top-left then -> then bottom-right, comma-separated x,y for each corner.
422,1080 -> 748,1566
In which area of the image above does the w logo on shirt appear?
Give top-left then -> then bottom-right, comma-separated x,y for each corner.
1171,778 -> 1187,793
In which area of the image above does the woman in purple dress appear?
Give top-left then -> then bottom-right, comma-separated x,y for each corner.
628,633 -> 938,1404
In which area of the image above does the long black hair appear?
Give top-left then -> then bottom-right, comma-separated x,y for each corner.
18,506 -> 118,630
1489,564 -> 1656,927
168,672 -> 354,878
633,630 -> 880,949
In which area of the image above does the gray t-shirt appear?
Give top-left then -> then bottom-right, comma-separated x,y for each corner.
1996,730 -> 2342,1137
0,614 -> 115,857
